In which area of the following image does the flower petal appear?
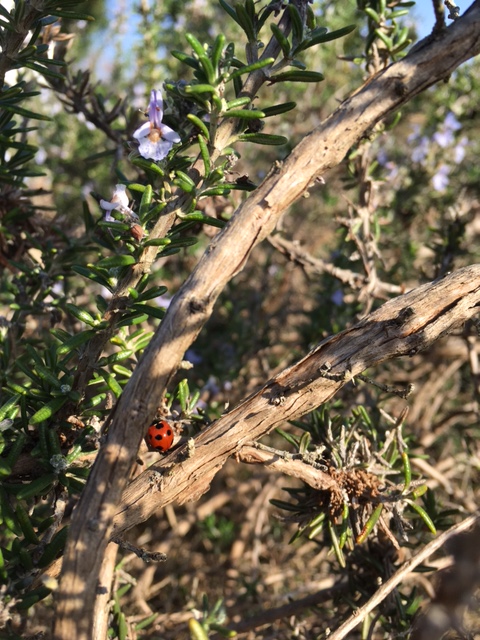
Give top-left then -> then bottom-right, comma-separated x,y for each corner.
133,122 -> 151,141
161,125 -> 181,144
148,89 -> 164,129
138,138 -> 173,161
100,199 -> 118,211
111,184 -> 129,208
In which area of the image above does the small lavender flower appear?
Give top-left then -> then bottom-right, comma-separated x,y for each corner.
453,136 -> 468,163
444,111 -> 461,132
407,125 -> 421,144
133,89 -> 181,161
411,136 -> 430,164
384,161 -> 399,182
100,184 -> 129,221
433,128 -> 455,148
432,164 -> 450,192
433,111 -> 462,148
376,148 -> 388,166
331,289 -> 344,306
155,293 -> 172,309
185,348 -> 203,365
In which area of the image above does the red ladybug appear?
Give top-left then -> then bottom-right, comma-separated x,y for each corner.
146,420 -> 174,452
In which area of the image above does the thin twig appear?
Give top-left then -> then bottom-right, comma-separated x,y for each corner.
111,536 -> 167,563
92,544 -> 118,640
237,445 -> 339,492
356,373 -> 414,399
268,234 -> 404,296
327,513 -> 480,640
432,0 -> 446,34
220,581 -> 347,636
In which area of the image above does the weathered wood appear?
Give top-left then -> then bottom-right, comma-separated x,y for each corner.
53,4 -> 480,637
112,265 -> 480,535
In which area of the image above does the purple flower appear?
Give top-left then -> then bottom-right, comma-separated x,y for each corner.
155,294 -> 172,309
432,164 -> 450,192
444,112 -> 461,132
411,136 -> 429,164
331,289 -> 344,306
376,149 -> 388,166
454,136 -> 468,163
185,349 -> 203,365
433,112 -> 462,148
433,128 -> 455,148
384,160 -> 399,182
133,89 -> 181,161
407,125 -> 421,144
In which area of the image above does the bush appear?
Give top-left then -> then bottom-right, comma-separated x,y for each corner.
1,1 -> 479,638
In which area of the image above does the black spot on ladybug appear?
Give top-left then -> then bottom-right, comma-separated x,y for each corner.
154,429 -> 172,440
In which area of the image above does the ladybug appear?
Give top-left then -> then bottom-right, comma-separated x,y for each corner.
146,419 -> 174,452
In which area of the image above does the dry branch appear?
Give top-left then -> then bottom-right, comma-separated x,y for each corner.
236,445 -> 339,491
223,580 -> 347,635
268,234 -> 404,296
38,265 -> 480,585
54,5 -> 480,638
112,265 -> 480,535
92,545 -> 118,640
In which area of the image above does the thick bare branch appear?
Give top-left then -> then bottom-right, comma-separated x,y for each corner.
112,265 -> 480,536
54,6 -> 480,637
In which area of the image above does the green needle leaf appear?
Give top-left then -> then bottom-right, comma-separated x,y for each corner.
269,70 -> 324,84
237,133 -> 288,145
187,113 -> 210,140
225,109 -> 265,119
270,23 -> 291,57
228,57 -> 275,80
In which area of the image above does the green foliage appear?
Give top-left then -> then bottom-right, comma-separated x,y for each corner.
273,403 -> 439,554
198,513 -> 236,552
356,0 -> 414,66
189,595 -> 236,639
